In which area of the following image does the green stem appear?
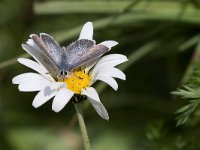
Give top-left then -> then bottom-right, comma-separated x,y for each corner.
74,103 -> 91,150
0,53 -> 29,69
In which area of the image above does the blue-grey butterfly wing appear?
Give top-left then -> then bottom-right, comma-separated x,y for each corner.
39,33 -> 63,67
71,45 -> 109,70
65,39 -> 95,55
63,39 -> 109,70
61,39 -> 95,70
31,34 -> 61,76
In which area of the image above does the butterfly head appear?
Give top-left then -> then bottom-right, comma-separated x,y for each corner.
57,69 -> 70,81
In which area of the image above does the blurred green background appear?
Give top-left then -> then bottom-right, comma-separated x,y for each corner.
1,0 -> 200,149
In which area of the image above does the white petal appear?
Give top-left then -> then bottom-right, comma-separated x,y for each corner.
92,76 -> 118,91
97,54 -> 128,66
82,87 -> 99,100
91,54 -> 128,76
26,39 -> 35,46
94,67 -> 126,80
82,87 -> 109,120
26,38 -> 41,50
17,58 -> 48,76
12,73 -> 44,84
49,82 -> 66,90
18,79 -> 50,92
52,88 -> 74,112
32,86 -> 57,108
79,22 -> 93,40
99,41 -> 118,50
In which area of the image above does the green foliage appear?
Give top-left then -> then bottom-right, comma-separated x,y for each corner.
173,40 -> 200,126
1,0 -> 200,150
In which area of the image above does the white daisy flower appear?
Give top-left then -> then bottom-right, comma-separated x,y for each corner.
12,22 -> 128,120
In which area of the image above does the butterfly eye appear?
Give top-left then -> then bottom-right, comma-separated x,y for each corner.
59,70 -> 64,76
64,71 -> 68,76
59,70 -> 69,77
57,70 -> 67,81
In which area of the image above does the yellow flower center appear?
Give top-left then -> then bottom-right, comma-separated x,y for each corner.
63,70 -> 91,94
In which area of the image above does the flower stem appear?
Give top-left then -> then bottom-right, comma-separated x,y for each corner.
74,103 -> 91,150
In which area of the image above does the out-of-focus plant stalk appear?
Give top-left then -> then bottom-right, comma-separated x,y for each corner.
0,53 -> 29,69
74,103 -> 91,150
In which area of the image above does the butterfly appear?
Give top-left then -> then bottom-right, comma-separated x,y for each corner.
23,22 -> 118,80
31,33 -> 109,79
